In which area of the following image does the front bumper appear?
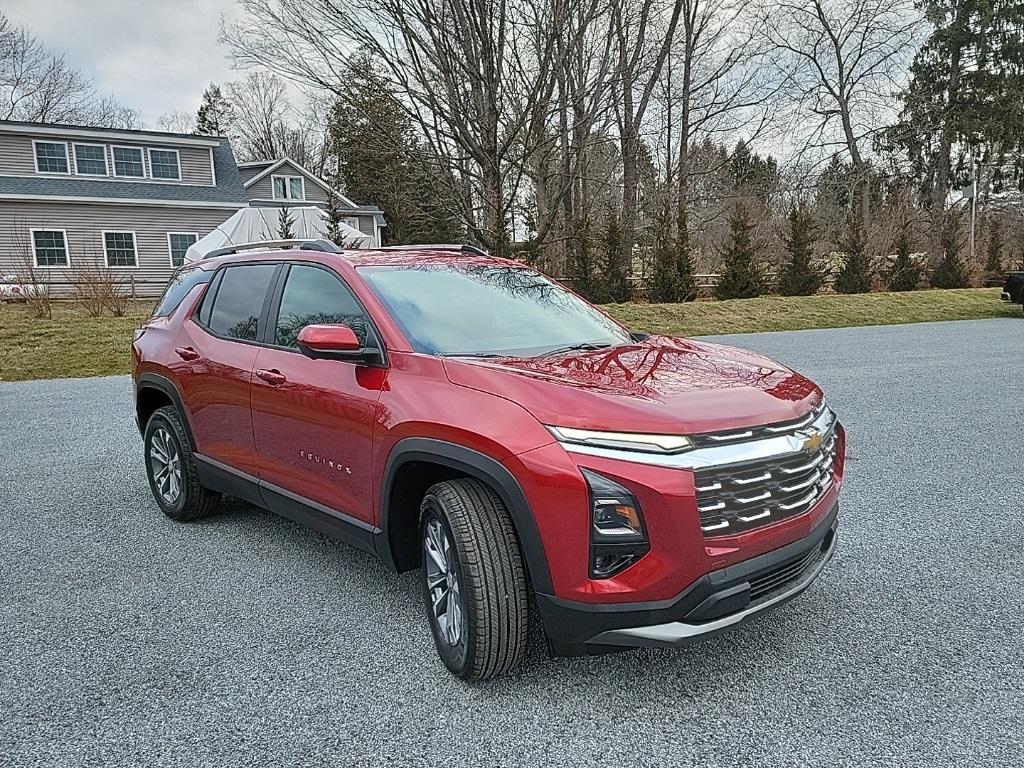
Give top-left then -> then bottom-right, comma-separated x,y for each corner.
536,500 -> 839,655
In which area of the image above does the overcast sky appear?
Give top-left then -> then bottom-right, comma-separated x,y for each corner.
4,0 -> 244,126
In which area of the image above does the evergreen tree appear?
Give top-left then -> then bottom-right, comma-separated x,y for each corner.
277,206 -> 296,240
778,203 -> 822,296
329,52 -> 462,245
886,228 -> 922,291
195,84 -> 232,136
985,218 -> 1004,277
834,214 -> 872,294
674,209 -> 697,301
597,212 -> 631,303
323,191 -> 346,246
567,218 -> 597,301
649,206 -> 679,303
716,204 -> 762,300
931,212 -> 971,288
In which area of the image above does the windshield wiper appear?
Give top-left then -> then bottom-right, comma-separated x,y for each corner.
538,341 -> 614,357
445,352 -> 505,358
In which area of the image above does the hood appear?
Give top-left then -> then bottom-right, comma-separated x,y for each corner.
442,335 -> 822,435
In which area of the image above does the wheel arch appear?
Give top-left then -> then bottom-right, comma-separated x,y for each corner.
378,438 -> 553,594
136,373 -> 194,448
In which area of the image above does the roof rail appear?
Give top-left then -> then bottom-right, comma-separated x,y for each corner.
203,239 -> 341,259
379,243 -> 490,257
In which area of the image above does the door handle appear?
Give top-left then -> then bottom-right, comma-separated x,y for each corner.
256,368 -> 287,386
174,346 -> 200,361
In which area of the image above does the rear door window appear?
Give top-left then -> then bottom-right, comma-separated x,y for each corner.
204,263 -> 278,342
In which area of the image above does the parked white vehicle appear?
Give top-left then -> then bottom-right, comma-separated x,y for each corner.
0,275 -> 43,302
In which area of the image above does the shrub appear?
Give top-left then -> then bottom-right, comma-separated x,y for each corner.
834,214 -> 872,294
886,228 -> 922,291
931,212 -> 970,288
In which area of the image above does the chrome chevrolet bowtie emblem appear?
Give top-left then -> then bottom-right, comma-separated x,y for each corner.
797,429 -> 823,452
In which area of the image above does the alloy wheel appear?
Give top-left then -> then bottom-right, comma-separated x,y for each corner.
149,427 -> 183,506
424,517 -> 464,647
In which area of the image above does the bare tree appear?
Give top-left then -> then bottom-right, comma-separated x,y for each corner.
224,0 -> 592,255
759,0 -> 923,225
155,111 -> 196,133
609,0 -> 685,278
0,12 -> 140,127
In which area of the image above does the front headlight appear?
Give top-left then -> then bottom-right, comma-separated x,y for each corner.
548,426 -> 691,454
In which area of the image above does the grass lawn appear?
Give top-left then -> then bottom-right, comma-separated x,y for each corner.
0,288 -> 1018,382
606,288 -> 1020,337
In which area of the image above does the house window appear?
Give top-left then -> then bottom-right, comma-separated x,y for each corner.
167,232 -> 198,268
103,231 -> 138,268
149,148 -> 181,180
112,146 -> 145,178
34,142 -> 69,174
31,230 -> 69,267
272,175 -> 305,201
73,143 -> 108,176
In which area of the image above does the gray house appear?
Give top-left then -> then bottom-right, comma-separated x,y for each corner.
237,157 -> 385,246
0,120 -> 385,297
0,119 -> 249,296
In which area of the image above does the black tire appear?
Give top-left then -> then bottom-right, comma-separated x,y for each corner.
419,478 -> 529,681
143,405 -> 220,522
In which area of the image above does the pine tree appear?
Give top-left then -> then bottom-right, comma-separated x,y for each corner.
278,206 -> 296,240
329,52 -> 462,244
716,204 -> 762,300
598,212 -> 631,303
567,218 -> 597,301
649,207 -> 679,302
834,214 -> 872,294
674,209 -> 697,301
778,203 -> 822,296
931,212 -> 971,288
985,218 -> 1004,277
324,191 -> 346,246
886,228 -> 922,291
195,84 -> 232,136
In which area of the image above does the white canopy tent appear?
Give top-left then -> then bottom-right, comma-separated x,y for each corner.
184,206 -> 369,263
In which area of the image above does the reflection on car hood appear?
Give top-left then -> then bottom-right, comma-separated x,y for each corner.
442,335 -> 822,435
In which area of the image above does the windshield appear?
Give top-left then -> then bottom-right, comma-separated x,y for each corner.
359,264 -> 632,357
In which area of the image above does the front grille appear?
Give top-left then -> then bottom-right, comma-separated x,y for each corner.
748,537 -> 827,601
688,401 -> 828,448
695,414 -> 839,537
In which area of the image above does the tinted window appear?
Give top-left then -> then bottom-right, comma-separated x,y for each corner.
206,264 -> 277,341
153,267 -> 210,317
360,264 -> 630,356
274,265 -> 369,348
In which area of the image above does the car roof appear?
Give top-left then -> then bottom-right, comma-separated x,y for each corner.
197,245 -> 525,271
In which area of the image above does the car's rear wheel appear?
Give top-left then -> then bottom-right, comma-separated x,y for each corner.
144,405 -> 220,521
420,478 -> 528,681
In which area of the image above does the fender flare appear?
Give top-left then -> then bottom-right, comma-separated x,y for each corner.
378,437 -> 554,594
135,373 -> 195,448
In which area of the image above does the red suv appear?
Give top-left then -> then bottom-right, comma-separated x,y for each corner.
133,240 -> 845,680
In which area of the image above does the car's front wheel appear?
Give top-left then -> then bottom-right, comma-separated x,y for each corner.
420,478 -> 528,681
143,405 -> 220,522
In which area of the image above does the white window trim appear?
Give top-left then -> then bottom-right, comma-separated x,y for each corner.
32,140 -> 71,176
166,231 -> 199,268
29,228 -> 70,269
271,174 -> 306,201
148,147 -> 182,182
101,230 -> 139,269
110,145 -> 147,179
71,142 -> 109,177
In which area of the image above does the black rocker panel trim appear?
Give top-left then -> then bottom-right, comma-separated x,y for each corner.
379,438 -> 554,594
193,454 -> 379,555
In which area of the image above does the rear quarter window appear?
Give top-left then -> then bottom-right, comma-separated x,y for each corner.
152,266 -> 211,318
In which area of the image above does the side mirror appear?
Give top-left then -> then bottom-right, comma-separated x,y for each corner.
296,324 -> 382,364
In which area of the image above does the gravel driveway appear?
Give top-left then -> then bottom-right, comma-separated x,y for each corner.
1,318 -> 1022,767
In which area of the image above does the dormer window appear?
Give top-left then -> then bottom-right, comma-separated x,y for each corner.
149,148 -> 181,181
112,146 -> 145,178
73,143 -> 108,176
272,174 -> 305,201
34,141 -> 69,174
